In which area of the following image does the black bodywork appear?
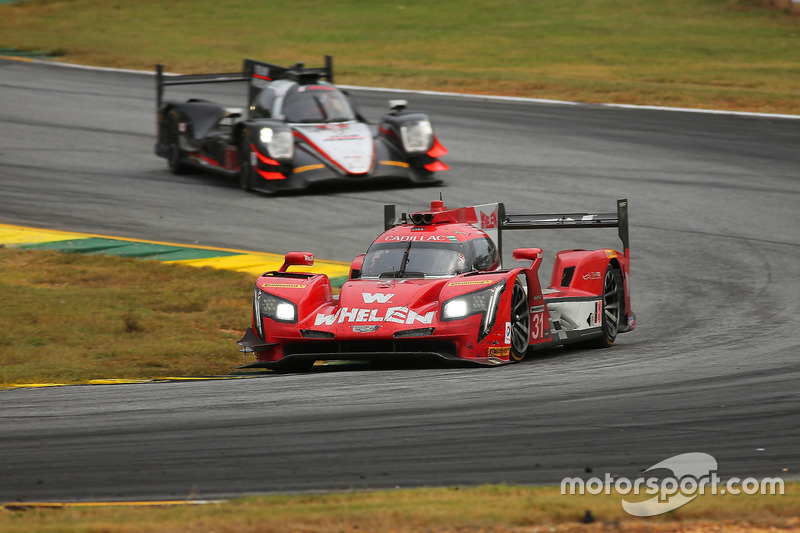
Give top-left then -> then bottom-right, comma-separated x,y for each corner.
155,56 -> 449,193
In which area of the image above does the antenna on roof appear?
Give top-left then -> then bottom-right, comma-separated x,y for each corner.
439,192 -> 443,201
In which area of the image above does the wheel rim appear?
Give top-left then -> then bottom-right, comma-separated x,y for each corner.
602,269 -> 621,339
510,279 -> 530,358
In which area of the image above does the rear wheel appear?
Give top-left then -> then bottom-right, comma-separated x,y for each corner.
509,277 -> 530,362
166,110 -> 189,175
590,265 -> 623,348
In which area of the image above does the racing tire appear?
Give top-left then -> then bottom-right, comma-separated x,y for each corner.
166,110 -> 189,175
509,277 -> 530,362
238,132 -> 256,191
589,265 -> 623,349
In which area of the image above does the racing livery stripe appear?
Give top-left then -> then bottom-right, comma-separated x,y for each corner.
293,164 -> 326,173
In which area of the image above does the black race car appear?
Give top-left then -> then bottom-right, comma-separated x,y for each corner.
155,56 -> 448,193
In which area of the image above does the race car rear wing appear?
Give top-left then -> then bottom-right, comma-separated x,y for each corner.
155,55 -> 334,109
384,199 -> 629,264
498,198 -> 629,255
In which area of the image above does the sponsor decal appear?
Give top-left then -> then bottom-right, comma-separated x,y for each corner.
384,235 -> 453,242
605,249 -> 618,259
479,208 -> 498,229
362,292 -> 393,304
583,271 -> 603,280
594,300 -> 602,326
314,307 -> 434,326
488,347 -> 510,358
504,322 -> 512,344
325,135 -> 365,141
259,282 -> 306,289
448,279 -> 493,286
352,325 -> 380,333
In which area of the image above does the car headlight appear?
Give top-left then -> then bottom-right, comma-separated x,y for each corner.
400,120 -> 433,153
259,127 -> 294,161
253,287 -> 297,336
442,281 -> 505,336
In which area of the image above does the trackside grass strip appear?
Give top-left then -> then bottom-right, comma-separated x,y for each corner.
0,0 -> 799,114
1,485 -> 798,533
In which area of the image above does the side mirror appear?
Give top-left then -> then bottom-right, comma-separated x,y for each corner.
349,254 -> 365,279
512,247 -> 543,271
279,251 -> 314,272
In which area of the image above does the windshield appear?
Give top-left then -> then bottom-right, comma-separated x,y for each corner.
361,241 -> 469,279
282,86 -> 356,123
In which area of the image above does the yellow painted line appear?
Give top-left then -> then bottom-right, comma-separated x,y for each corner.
0,55 -> 34,63
1,375 -> 269,389
0,222 -> 275,255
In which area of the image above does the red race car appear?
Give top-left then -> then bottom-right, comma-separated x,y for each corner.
238,199 -> 635,370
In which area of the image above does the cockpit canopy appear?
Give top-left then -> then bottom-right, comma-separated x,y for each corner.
360,235 -> 500,279
250,81 -> 356,123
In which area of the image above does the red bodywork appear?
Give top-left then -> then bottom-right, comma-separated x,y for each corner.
238,200 -> 635,369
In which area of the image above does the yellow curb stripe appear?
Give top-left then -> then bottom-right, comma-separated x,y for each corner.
0,223 -> 350,278
0,225 -> 81,245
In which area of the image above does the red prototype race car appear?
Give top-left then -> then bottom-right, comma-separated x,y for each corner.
238,199 -> 635,370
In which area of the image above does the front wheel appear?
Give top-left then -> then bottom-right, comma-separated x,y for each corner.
589,265 -> 623,348
509,277 -> 530,362
238,132 -> 256,190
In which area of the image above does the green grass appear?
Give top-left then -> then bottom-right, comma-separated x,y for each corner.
1,0 -> 799,113
0,248 -> 253,386
1,484 -> 798,532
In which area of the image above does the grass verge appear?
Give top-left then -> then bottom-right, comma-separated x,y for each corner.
1,484 -> 798,532
0,247 -> 253,386
1,0 -> 799,114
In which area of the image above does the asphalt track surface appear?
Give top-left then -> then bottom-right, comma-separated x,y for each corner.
1,59 -> 798,503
